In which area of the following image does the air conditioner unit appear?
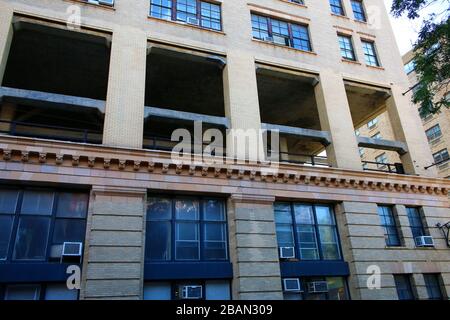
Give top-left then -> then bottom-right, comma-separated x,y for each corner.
62,242 -> 83,257
307,281 -> 328,293
279,247 -> 295,259
181,285 -> 203,299
415,236 -> 434,247
283,278 -> 302,292
187,17 -> 200,26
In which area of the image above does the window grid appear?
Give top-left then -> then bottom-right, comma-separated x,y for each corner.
338,35 -> 356,61
362,40 -> 380,66
394,275 -> 416,300
377,206 -> 401,246
150,0 -> 222,31
426,124 -> 442,142
274,203 -> 341,261
146,197 -> 228,262
433,149 -> 449,164
406,207 -> 426,241
423,274 -> 444,300
351,0 -> 366,21
329,0 -> 345,15
251,14 -> 312,52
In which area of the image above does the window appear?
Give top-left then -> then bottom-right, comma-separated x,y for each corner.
433,149 -> 449,164
338,35 -> 356,61
418,106 -> 432,121
371,132 -> 381,139
143,280 -> 231,300
288,0 -> 304,4
274,203 -> 341,261
404,60 -> 416,74
2,283 -> 77,300
394,275 -> 416,300
375,153 -> 387,168
145,197 -> 228,261
359,147 -> 364,156
251,14 -> 312,52
426,124 -> 442,142
0,188 -> 88,262
423,274 -> 444,300
329,0 -> 345,16
282,277 -> 349,300
406,207 -> 426,243
351,0 -> 366,21
367,118 -> 378,129
355,130 -> 360,136
81,0 -> 114,6
362,40 -> 380,67
150,0 -> 222,31
377,206 -> 401,246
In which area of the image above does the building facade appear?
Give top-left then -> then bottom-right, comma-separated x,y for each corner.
0,0 -> 449,300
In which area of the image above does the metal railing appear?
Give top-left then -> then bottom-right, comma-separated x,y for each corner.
362,160 -> 405,174
0,119 -> 102,144
278,151 -> 330,167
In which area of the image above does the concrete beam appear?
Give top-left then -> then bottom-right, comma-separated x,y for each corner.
0,86 -> 105,112
261,123 -> 331,146
144,106 -> 230,128
357,136 -> 408,155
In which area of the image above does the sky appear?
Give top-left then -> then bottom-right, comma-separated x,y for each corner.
383,0 -> 448,55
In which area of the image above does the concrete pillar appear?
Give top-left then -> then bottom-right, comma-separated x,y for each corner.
0,5 -> 13,85
102,26 -> 147,148
227,194 -> 283,300
386,85 -> 437,177
314,70 -> 361,170
0,102 -> 16,132
81,186 -> 146,300
223,51 -> 264,161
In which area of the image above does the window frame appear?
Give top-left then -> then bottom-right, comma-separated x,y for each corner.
0,187 -> 88,263
361,40 -> 380,67
433,148 -> 449,164
145,196 -> 229,262
251,13 -> 313,52
377,206 -> 402,247
394,274 -> 416,300
1,282 -> 79,300
425,124 -> 442,142
350,0 -> 366,22
149,0 -> 223,32
338,34 -> 356,61
423,274 -> 445,300
274,202 -> 343,261
406,207 -> 427,242
329,0 -> 346,16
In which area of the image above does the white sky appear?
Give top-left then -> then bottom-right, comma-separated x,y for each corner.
383,0 -> 448,55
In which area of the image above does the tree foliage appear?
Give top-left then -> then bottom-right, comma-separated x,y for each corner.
391,0 -> 449,115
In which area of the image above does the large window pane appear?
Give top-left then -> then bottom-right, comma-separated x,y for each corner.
144,282 -> 172,300
52,219 -> 86,243
203,200 -> 225,221
315,206 -> 334,225
21,191 -> 54,215
56,193 -> 88,218
318,226 -> 340,260
5,284 -> 41,300
275,204 -> 293,224
296,225 -> 319,260
394,275 -> 415,300
204,223 -> 227,260
424,274 -> 443,300
0,189 -> 19,214
294,205 -> 314,224
45,284 -> 78,300
175,222 -> 199,260
13,217 -> 50,260
175,199 -> 199,220
146,221 -> 171,260
0,215 -> 14,259
327,277 -> 349,300
147,197 -> 172,220
276,224 -> 294,247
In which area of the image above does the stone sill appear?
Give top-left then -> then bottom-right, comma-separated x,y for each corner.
366,65 -> 385,71
252,39 -> 317,56
147,16 -> 226,36
279,0 -> 308,9
63,0 -> 116,11
342,58 -> 361,65
331,13 -> 350,20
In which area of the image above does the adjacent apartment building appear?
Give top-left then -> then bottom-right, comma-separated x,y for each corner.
0,0 -> 449,300
357,50 -> 450,178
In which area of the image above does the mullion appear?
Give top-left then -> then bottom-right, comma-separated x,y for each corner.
311,205 -> 324,260
6,189 -> 23,261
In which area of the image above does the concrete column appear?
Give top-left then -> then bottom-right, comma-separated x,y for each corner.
102,26 -> 147,148
227,194 -> 282,300
223,51 -> 264,161
81,186 -> 146,300
386,85 -> 437,176
314,70 -> 361,170
0,5 -> 13,84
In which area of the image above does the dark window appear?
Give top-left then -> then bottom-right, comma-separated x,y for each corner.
1,283 -> 78,300
251,14 -> 312,52
289,0 -> 304,4
145,197 -> 228,261
274,203 -> 341,261
362,40 -> 380,66
433,149 -> 449,164
351,0 -> 366,21
426,124 -> 442,142
338,35 -> 356,61
0,188 -> 88,262
394,275 -> 416,300
423,274 -> 444,300
377,206 -> 401,246
329,0 -> 345,15
406,207 -> 426,242
150,0 -> 222,31
283,276 -> 350,300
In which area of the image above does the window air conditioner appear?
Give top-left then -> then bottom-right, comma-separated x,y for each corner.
62,242 -> 83,257
283,278 -> 302,292
415,236 -> 434,247
307,281 -> 328,293
279,247 -> 295,259
181,285 -> 203,299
